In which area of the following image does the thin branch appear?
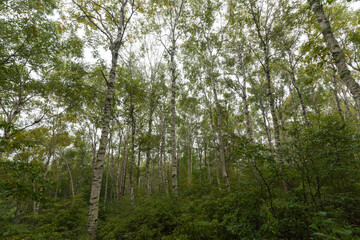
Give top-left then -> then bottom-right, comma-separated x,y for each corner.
72,0 -> 112,42
100,69 -> 110,86
90,0 -> 118,26
0,35 -> 30,65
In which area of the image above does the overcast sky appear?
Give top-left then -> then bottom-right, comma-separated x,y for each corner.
83,1 -> 360,66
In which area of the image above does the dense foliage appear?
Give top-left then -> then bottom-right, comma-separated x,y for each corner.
1,0 -> 360,239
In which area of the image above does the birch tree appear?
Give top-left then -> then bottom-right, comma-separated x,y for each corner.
71,0 -> 137,238
308,0 -> 360,108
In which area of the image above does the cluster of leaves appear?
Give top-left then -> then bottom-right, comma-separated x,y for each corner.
97,187 -> 360,239
91,115 -> 360,240
0,195 -> 88,240
0,160 -> 54,203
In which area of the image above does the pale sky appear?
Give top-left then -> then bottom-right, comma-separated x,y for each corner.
83,1 -> 360,66
351,2 -> 360,9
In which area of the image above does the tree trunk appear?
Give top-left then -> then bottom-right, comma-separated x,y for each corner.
288,79 -> 298,124
137,147 -> 141,188
243,91 -> 253,143
290,70 -> 309,126
198,144 -> 203,184
259,94 -> 273,148
146,108 -> 154,198
104,153 -> 109,207
164,153 -> 170,194
264,59 -> 281,149
210,59 -> 230,192
277,101 -> 286,142
168,0 -> 185,193
130,107 -> 135,204
204,141 -> 212,183
203,87 -> 222,190
187,125 -> 192,188
104,132 -> 113,207
59,152 -> 75,198
176,142 -> 181,182
87,46 -> 119,238
160,114 -> 169,194
332,72 -> 344,121
64,156 -> 75,197
308,0 -> 360,108
236,45 -> 254,142
120,128 -> 129,197
170,36 -> 178,195
110,148 -> 115,202
341,86 -> 353,119
115,131 -> 122,200
159,136 -> 165,191
250,3 -> 281,149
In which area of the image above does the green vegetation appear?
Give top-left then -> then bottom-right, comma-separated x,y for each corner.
1,0 -> 360,239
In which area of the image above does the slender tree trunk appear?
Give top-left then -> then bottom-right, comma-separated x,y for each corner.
82,0 -> 133,235
290,70 -> 309,126
90,125 -> 98,173
250,3 -> 281,149
308,0 -> 360,107
104,153 -> 109,207
87,39 -> 121,238
115,131 -> 122,200
332,72 -> 344,121
237,45 -> 254,142
130,108 -> 135,204
187,125 -> 192,188
341,87 -> 353,119
54,164 -> 60,199
198,144 -> 203,184
159,134 -> 165,191
157,146 -> 162,191
210,59 -> 230,192
168,0 -> 185,193
261,105 -> 273,148
146,108 -> 154,198
277,102 -> 286,142
243,92 -> 253,142
120,128 -> 129,197
110,149 -> 115,202
59,152 -> 75,198
264,59 -> 281,149
170,35 -> 178,194
203,87 -> 222,190
288,79 -> 298,125
137,147 -> 141,188
204,141 -> 212,183
160,115 -> 169,194
104,133 -> 112,207
164,153 -> 170,194
176,142 -> 180,181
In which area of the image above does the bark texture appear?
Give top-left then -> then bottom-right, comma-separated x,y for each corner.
308,0 -> 360,107
167,0 -> 184,195
82,0 -> 131,237
170,39 -> 178,194
87,48 -> 119,239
